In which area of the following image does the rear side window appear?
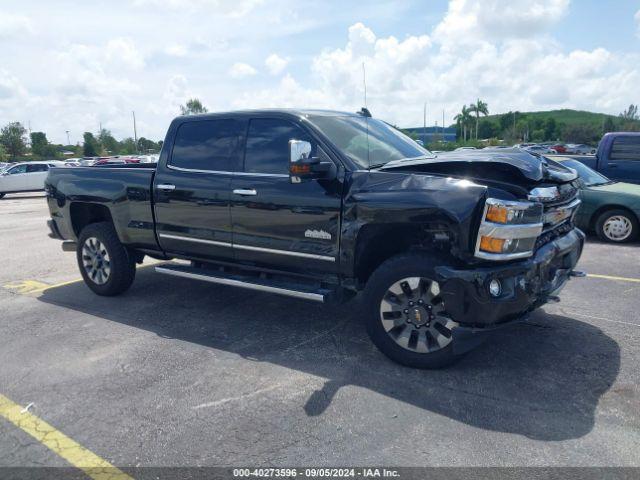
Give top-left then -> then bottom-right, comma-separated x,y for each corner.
170,119 -> 243,171
244,118 -> 313,174
27,164 -> 49,173
611,136 -> 640,161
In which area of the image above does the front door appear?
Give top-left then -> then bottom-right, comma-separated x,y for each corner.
601,135 -> 640,184
3,164 -> 28,191
153,117 -> 245,261
230,117 -> 342,276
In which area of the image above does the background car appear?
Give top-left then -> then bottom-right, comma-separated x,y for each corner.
566,143 -> 596,155
550,144 -> 568,153
525,145 -> 557,154
558,158 -> 640,243
0,161 -> 65,199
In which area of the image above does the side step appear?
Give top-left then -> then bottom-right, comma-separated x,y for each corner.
155,263 -> 333,302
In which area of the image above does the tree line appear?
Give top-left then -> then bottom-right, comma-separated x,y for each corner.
0,122 -> 162,162
452,101 -> 640,146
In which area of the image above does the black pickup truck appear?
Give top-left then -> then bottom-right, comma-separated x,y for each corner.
45,109 -> 585,368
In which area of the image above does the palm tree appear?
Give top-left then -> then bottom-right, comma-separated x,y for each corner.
469,99 -> 489,140
454,105 -> 473,142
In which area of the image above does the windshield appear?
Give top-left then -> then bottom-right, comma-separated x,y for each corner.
307,115 -> 433,169
562,159 -> 611,186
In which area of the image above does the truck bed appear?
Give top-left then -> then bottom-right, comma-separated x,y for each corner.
45,165 -> 160,250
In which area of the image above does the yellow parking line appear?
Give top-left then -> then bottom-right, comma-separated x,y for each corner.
587,273 -> 640,284
3,262 -> 165,296
0,394 -> 132,480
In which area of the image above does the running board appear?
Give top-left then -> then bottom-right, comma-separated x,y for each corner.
155,263 -> 331,302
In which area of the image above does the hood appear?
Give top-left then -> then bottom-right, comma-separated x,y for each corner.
587,181 -> 640,197
380,148 -> 577,184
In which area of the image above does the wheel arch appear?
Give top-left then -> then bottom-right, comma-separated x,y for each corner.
69,202 -> 114,237
353,222 -> 455,287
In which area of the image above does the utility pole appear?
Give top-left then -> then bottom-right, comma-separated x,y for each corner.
423,102 -> 427,146
66,130 -> 70,145
442,109 -> 445,139
132,111 -> 138,152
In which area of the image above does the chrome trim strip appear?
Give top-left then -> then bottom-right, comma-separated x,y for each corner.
485,198 -> 537,210
165,164 -> 288,178
155,266 -> 325,302
158,233 -> 232,248
478,222 -> 543,240
158,233 -> 336,262
474,250 -> 534,261
233,243 -> 336,262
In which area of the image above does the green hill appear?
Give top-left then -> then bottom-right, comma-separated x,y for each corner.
483,109 -> 617,128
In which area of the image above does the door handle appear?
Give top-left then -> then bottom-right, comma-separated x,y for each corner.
607,163 -> 618,168
233,188 -> 257,196
157,184 -> 176,191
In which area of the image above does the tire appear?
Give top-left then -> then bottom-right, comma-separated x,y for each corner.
363,253 -> 460,369
0,193 -> 5,199
595,209 -> 639,243
76,222 -> 136,296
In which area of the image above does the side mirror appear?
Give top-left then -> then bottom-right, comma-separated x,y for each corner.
289,139 -> 332,184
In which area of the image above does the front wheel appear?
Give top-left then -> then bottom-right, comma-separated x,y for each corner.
363,253 -> 460,369
77,222 -> 136,296
595,209 -> 639,243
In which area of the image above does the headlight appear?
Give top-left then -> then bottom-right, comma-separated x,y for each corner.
475,198 -> 543,260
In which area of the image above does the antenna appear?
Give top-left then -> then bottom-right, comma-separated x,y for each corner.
362,62 -> 367,108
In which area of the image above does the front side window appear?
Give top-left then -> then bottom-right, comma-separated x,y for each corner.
244,118 -> 313,175
611,136 -> 640,161
8,164 -> 27,175
170,119 -> 243,171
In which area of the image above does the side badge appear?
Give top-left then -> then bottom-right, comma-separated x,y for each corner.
305,229 -> 332,240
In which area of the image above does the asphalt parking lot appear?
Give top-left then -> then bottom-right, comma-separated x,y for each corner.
1,193 -> 639,470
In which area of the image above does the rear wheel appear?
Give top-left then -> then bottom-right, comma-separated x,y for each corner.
77,222 -> 136,296
0,193 -> 5,199
595,209 -> 638,243
363,253 -> 460,369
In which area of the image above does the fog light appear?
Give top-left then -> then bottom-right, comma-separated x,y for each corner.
489,279 -> 502,297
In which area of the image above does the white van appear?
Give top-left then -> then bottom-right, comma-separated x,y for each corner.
0,161 -> 65,199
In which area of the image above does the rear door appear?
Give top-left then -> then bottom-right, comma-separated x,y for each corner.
230,117 -> 342,275
601,135 -> 640,184
153,117 -> 245,261
25,163 -> 50,190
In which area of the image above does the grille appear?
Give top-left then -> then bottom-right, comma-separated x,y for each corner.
534,182 -> 581,248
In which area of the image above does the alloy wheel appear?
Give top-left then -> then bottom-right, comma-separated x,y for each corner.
379,277 -> 457,353
82,237 -> 111,285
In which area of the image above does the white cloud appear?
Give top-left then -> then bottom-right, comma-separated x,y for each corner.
1,0 -> 639,144
434,0 -> 569,45
229,62 -> 257,79
132,0 -> 263,17
265,53 -> 289,75
0,12 -> 33,39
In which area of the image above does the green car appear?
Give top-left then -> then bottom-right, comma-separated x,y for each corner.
557,158 -> 640,243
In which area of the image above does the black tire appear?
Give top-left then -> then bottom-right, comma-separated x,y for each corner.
76,222 -> 136,296
0,193 -> 5,199
595,209 -> 639,243
363,253 -> 460,369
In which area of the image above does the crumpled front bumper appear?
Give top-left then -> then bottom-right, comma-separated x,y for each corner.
435,228 -> 585,353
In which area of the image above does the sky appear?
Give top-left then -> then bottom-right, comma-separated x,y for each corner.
1,0 -> 639,144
